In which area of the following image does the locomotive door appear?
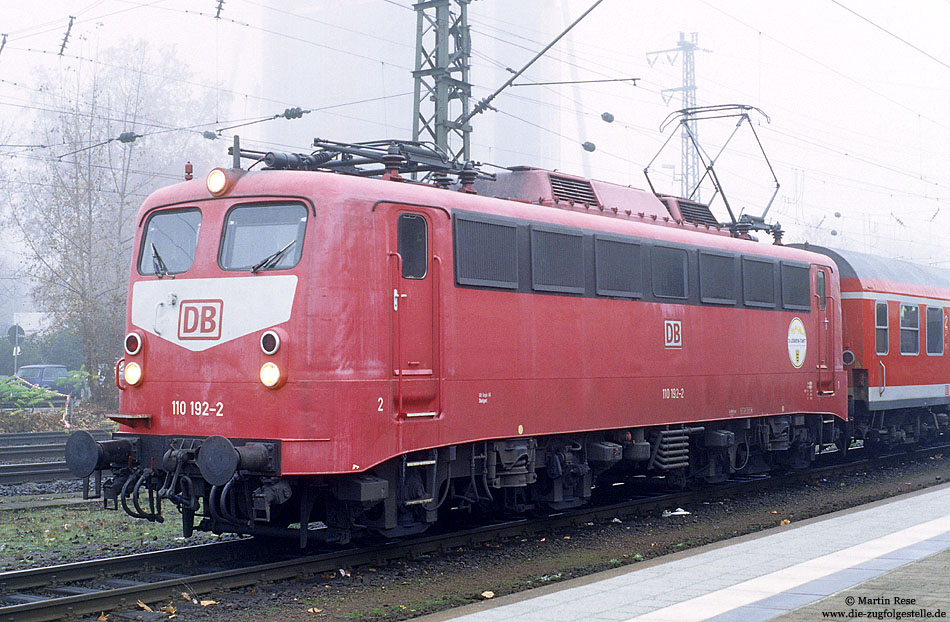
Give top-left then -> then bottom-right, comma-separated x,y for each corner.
381,204 -> 442,418
815,265 -> 835,395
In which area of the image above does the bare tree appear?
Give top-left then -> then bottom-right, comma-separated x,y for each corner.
5,42 -> 219,404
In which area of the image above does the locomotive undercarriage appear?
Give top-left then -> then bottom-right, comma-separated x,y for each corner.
68,408 -> 944,547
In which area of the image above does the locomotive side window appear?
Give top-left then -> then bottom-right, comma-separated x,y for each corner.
875,301 -> 889,355
453,213 -> 518,289
900,304 -> 919,355
742,257 -> 776,308
926,307 -> 944,355
595,236 -> 641,298
220,202 -> 307,271
816,269 -> 827,310
530,227 -> 584,294
781,263 -> 811,311
652,246 -> 688,299
699,251 -> 736,305
138,208 -> 201,276
397,213 -> 428,279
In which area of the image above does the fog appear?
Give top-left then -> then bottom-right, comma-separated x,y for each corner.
2,0 -> 949,266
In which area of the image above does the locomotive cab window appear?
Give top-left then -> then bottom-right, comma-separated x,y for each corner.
926,307 -> 944,355
220,202 -> 307,271
900,304 -> 919,355
397,213 -> 428,279
139,208 -> 201,276
875,301 -> 889,355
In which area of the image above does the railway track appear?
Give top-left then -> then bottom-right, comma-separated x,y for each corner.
0,441 -> 945,622
0,430 -> 110,485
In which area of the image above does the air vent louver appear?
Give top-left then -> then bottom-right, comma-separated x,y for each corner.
677,201 -> 719,227
549,175 -> 599,206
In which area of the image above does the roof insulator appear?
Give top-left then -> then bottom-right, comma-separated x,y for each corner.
458,161 -> 478,194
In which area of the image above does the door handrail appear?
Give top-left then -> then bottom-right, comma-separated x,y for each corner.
388,251 -> 404,415
432,254 -> 443,417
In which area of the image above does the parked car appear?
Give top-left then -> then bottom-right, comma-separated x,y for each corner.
15,364 -> 72,395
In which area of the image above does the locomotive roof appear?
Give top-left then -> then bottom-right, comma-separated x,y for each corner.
473,167 -> 668,216
794,245 -> 950,292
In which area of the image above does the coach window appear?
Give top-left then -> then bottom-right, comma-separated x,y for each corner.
397,213 -> 427,279
220,202 -> 307,271
139,208 -> 201,276
652,246 -> 688,299
900,304 -> 919,355
926,307 -> 944,355
875,301 -> 889,355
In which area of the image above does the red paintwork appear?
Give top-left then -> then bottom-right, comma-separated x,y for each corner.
119,169 -> 848,476
841,277 -> 950,402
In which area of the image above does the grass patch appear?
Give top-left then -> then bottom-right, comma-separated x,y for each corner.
0,504 -> 190,569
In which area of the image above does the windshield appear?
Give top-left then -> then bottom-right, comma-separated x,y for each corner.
138,208 -> 202,275
219,203 -> 307,271
44,367 -> 67,380
17,367 -> 42,380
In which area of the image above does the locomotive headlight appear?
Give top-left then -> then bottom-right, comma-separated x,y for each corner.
259,362 -> 282,387
207,168 -> 229,195
124,362 -> 143,386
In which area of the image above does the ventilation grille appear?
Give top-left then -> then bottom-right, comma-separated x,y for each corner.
549,175 -> 599,206
677,201 -> 719,227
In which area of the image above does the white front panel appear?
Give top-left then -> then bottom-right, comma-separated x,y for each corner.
130,276 -> 298,352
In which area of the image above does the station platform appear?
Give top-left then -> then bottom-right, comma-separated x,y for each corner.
420,483 -> 950,622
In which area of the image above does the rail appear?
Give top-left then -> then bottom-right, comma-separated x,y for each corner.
1,442 -> 946,622
0,430 -> 111,485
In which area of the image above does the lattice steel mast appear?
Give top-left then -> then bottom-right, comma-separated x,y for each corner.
647,32 -> 704,200
411,0 -> 472,163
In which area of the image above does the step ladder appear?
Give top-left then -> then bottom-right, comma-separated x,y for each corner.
402,449 -> 438,506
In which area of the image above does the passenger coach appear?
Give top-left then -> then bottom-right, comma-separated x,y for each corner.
798,246 -> 950,448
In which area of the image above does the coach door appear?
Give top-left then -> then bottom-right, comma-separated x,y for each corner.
815,265 -> 835,395
381,204 -> 442,418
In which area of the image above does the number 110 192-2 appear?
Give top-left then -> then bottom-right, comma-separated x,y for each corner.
171,400 -> 224,417
662,387 -> 684,400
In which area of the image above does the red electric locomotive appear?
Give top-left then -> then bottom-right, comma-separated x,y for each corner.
67,139 -> 853,544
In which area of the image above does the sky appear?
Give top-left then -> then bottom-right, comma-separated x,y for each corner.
1,0 -> 950,269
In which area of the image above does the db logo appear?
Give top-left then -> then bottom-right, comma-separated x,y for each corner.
178,299 -> 223,340
664,320 -> 682,348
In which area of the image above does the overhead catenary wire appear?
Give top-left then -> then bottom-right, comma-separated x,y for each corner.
1,0 -> 948,241
829,0 -> 950,74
